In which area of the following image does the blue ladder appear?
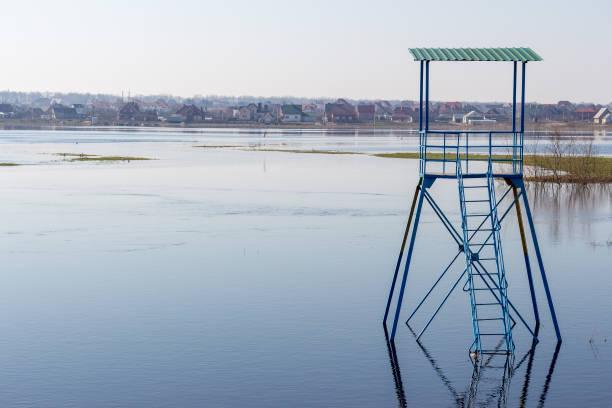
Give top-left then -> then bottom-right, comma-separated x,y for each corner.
457,161 -> 514,357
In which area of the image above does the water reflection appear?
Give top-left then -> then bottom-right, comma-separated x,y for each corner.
516,336 -> 539,407
383,328 -> 408,407
536,342 -> 562,408
527,183 -> 612,242
529,183 -> 611,212
384,326 -> 561,407
465,342 -> 514,407
593,129 -> 607,140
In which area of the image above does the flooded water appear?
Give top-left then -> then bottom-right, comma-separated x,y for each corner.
0,128 -> 610,407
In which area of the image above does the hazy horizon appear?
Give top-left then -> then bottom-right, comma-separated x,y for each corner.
2,1 -> 610,104
2,89 -> 607,106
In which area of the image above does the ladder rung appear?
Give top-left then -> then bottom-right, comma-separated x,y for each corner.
476,302 -> 499,306
466,214 -> 491,217
471,272 -> 498,276
480,333 -> 507,336
462,199 -> 489,203
477,257 -> 498,260
473,287 -> 501,290
477,317 -> 504,321
469,242 -> 495,246
463,185 -> 488,188
466,229 -> 495,232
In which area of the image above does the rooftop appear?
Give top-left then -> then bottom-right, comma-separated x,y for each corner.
409,48 -> 542,62
281,104 -> 302,115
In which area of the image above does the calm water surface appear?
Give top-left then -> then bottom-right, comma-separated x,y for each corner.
0,128 -> 610,407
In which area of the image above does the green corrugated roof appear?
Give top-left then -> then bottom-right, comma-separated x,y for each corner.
409,48 -> 542,62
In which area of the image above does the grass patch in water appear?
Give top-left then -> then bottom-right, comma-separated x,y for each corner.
374,152 -> 612,183
0,162 -> 20,166
248,148 -> 359,155
524,155 -> 612,183
197,146 -> 612,183
374,152 -> 512,161
69,156 -> 152,162
55,153 -> 98,157
194,145 -> 360,155
194,145 -> 243,148
54,153 -> 152,162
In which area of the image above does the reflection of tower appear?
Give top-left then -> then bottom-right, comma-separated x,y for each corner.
385,325 -> 561,407
383,329 -> 407,407
383,48 -> 561,358
465,351 -> 514,407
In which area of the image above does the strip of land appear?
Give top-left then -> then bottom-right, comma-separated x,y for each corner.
199,146 -> 611,183
1,118 -> 610,133
374,152 -> 612,183
55,153 -> 152,162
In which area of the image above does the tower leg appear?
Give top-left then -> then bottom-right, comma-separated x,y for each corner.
519,181 -> 562,342
384,179 -> 422,322
390,179 -> 426,341
512,184 -> 540,326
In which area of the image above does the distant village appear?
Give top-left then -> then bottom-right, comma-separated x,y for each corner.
0,91 -> 610,126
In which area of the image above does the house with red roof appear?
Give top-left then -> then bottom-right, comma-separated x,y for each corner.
438,102 -> 463,114
573,106 -> 598,121
118,102 -> 158,122
325,99 -> 357,122
357,105 -> 375,122
392,106 -> 413,122
175,104 -> 205,122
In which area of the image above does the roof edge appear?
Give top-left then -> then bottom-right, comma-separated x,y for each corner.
409,47 -> 542,62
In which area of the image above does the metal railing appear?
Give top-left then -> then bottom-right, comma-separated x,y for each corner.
419,130 -> 524,176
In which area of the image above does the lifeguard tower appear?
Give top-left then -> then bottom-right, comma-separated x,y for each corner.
383,48 -> 561,357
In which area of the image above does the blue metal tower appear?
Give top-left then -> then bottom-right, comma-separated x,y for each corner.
383,48 -> 561,357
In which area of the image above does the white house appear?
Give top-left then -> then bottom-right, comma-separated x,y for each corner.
462,110 -> 483,124
594,107 -> 611,124
281,104 -> 303,122
469,119 -> 497,125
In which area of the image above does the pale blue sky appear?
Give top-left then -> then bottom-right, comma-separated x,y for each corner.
1,0 -> 610,102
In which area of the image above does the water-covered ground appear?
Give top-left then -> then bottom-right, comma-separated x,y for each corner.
0,128 -> 610,407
